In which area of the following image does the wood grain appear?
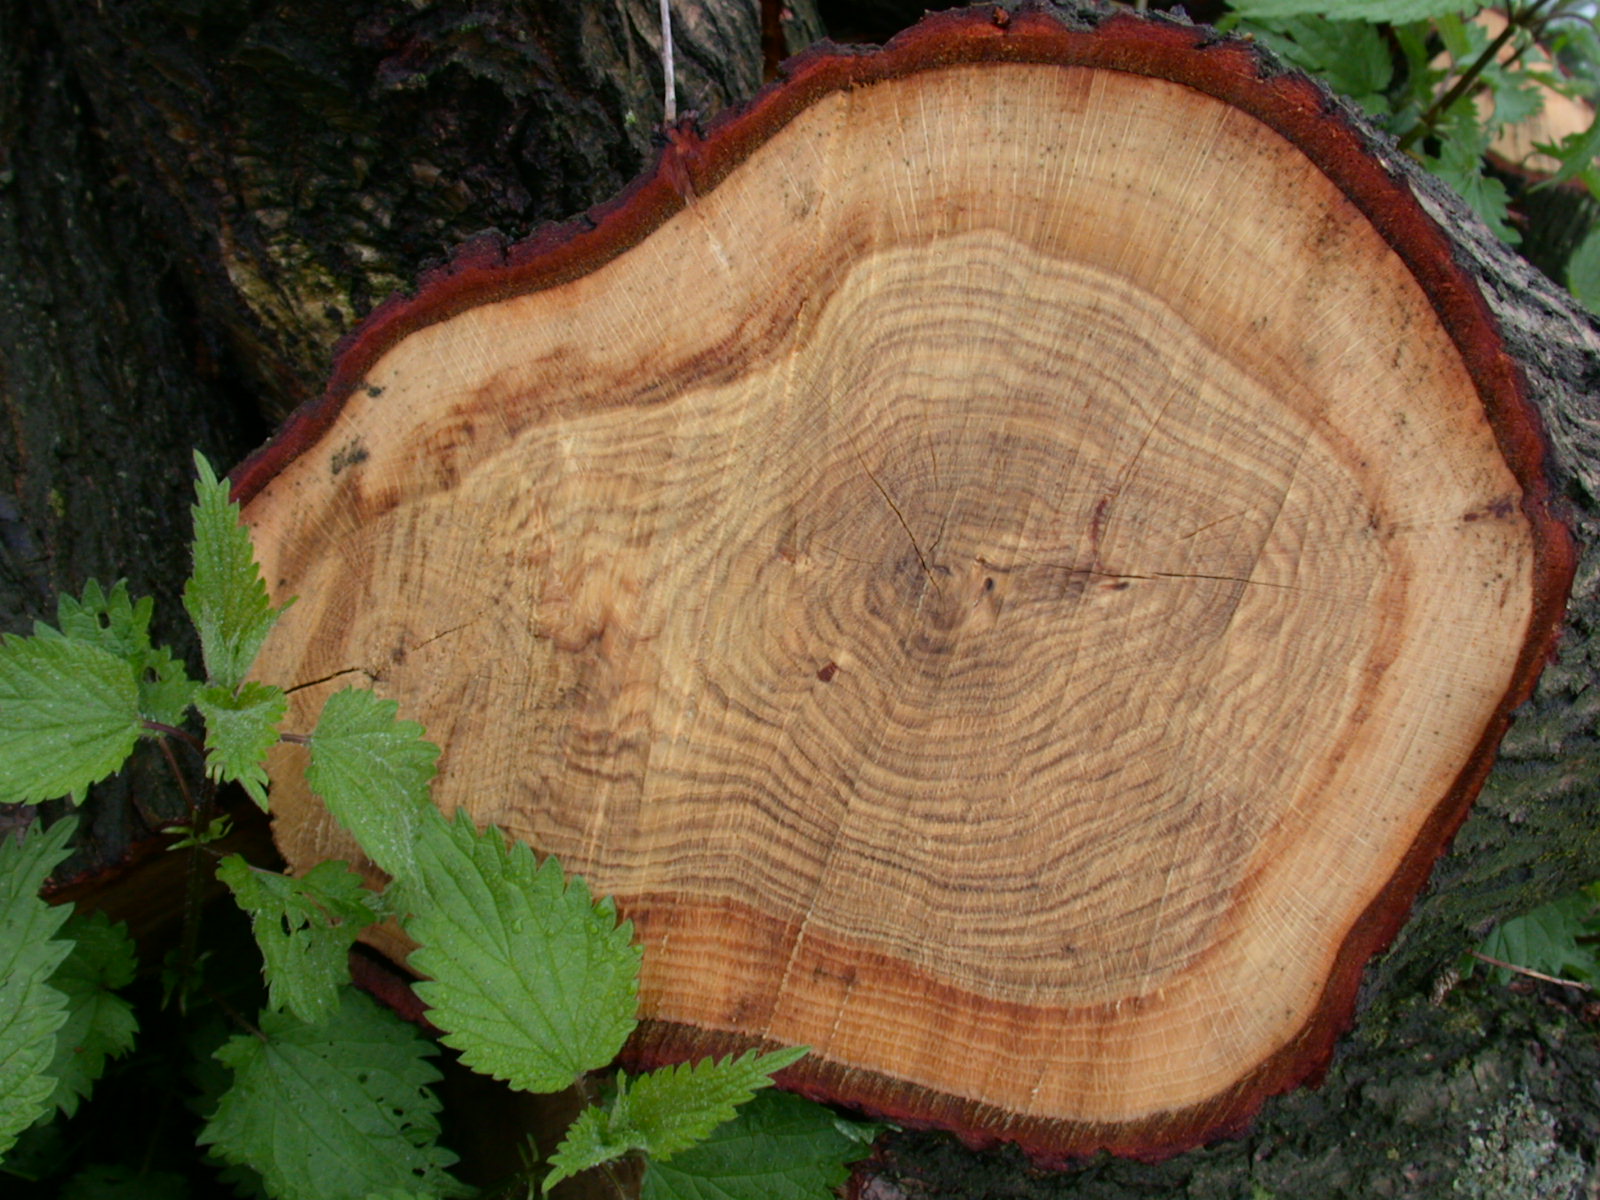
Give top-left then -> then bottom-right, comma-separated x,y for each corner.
241,9 -> 1571,1162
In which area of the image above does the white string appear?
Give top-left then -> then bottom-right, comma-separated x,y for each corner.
660,0 -> 677,125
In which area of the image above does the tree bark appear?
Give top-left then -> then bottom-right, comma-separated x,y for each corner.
0,0 -> 260,862
5,0 -> 1600,1193
0,0 -> 820,868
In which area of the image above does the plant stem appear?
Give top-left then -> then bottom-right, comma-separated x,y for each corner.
1471,949 -> 1593,991
144,718 -> 206,757
567,1072 -> 634,1199
172,775 -> 220,1010
1398,0 -> 1558,153
157,734 -> 198,819
204,981 -> 270,1041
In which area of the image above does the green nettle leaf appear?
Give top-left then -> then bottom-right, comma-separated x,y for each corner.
182,452 -> 290,691
399,807 -> 640,1095
0,818 -> 78,1160
306,688 -> 439,880
134,644 -> 201,730
1427,158 -> 1518,242
40,910 -> 139,1119
28,578 -> 196,747
544,1048 -> 809,1191
199,988 -> 467,1200
216,856 -> 381,1025
1478,891 -> 1600,984
1245,17 -> 1392,115
1538,116 -> 1600,189
1424,107 -> 1518,244
1228,0 -> 1473,19
640,1091 -> 885,1200
1481,64 -> 1545,131
1566,223 -> 1600,316
0,633 -> 142,805
195,681 -> 287,809
53,579 -> 153,661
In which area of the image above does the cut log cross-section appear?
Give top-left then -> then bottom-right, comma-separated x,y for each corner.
236,6 -> 1576,1164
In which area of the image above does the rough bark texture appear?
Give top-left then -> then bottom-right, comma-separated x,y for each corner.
4,0 -> 1600,1192
0,0 -> 818,871
41,0 -> 823,420
0,0 -> 260,866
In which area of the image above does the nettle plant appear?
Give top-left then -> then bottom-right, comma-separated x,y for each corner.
1224,0 -> 1600,306
0,454 -> 879,1199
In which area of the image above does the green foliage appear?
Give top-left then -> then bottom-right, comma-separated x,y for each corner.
1421,103 -> 1521,241
1223,1 -> 1600,264
545,1048 -> 809,1190
183,452 -> 290,692
400,806 -> 641,1094
639,1091 -> 885,1200
0,819 -> 78,1157
53,578 -> 198,727
1566,222 -> 1600,310
0,452 -> 867,1197
40,911 -> 139,1119
306,688 -> 439,880
1244,17 -> 1394,114
1230,0 -> 1473,20
196,682 -> 286,809
199,988 -> 467,1200
1539,115 -> 1600,187
216,857 -> 381,1025
1474,885 -> 1600,985
0,632 -> 144,805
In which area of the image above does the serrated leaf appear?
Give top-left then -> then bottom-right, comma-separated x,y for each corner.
136,647 -> 200,730
1566,223 -> 1600,316
54,579 -> 153,662
195,682 -> 286,810
1435,10 -> 1481,61
399,807 -> 640,1095
40,910 -> 139,1119
1538,115 -> 1600,187
1246,18 -> 1392,113
199,988 -> 467,1200
182,452 -> 290,691
33,578 -> 196,741
0,633 -> 143,805
306,688 -> 438,880
1423,107 -> 1520,243
545,1049 -> 808,1191
0,818 -> 78,1160
1428,160 -> 1518,242
640,1091 -> 884,1200
216,856 -> 380,1025
1481,64 -> 1545,131
1479,891 -> 1600,984
1229,0 -> 1473,19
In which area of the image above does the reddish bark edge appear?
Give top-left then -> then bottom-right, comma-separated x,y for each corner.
235,1 -> 1578,1165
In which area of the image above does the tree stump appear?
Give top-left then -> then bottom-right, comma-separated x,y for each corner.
238,5 -> 1583,1163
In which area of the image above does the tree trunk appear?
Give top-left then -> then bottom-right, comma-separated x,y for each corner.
6,0 -> 1600,1194
1,0 -> 820,868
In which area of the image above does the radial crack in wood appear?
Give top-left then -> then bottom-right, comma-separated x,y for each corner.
237,5 -> 1575,1164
